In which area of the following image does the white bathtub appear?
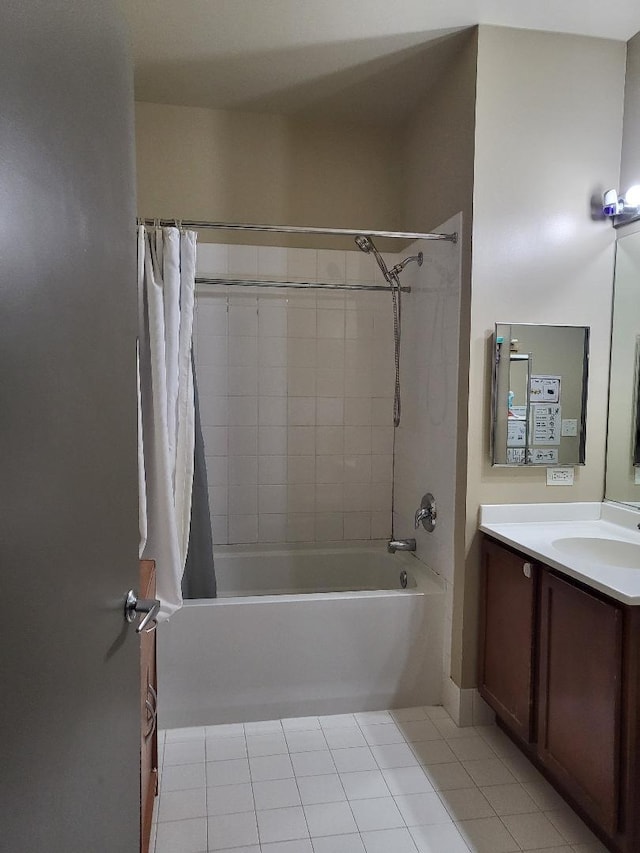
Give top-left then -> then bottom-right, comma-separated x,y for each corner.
158,543 -> 444,727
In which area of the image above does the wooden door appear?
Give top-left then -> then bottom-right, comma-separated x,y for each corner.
0,2 -> 140,850
140,561 -> 158,853
538,571 -> 622,835
479,539 -> 538,742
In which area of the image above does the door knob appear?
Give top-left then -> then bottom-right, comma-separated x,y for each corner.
124,589 -> 160,633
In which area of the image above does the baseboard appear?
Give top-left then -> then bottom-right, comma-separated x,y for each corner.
442,677 -> 495,727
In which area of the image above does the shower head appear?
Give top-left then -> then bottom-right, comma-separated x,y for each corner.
389,252 -> 423,277
354,235 -> 372,253
354,234 -> 392,283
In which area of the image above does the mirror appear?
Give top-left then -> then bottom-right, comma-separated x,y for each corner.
605,229 -> 640,506
491,322 -> 590,466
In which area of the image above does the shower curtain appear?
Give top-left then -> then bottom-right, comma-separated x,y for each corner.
137,225 -> 197,620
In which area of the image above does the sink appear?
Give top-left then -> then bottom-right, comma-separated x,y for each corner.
552,537 -> 640,569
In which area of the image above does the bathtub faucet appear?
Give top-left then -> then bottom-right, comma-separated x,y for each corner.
387,538 -> 416,553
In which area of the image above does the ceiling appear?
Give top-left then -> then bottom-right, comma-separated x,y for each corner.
119,0 -> 640,122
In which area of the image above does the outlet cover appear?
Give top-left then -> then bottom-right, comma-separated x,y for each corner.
561,419 -> 578,437
547,467 -> 574,486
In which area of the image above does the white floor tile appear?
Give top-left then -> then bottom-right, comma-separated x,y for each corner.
461,757 -> 517,787
448,736 -> 497,762
324,728 -> 368,750
410,740 -> 457,766
349,796 -> 405,832
391,708 -> 429,723
331,748 -> 378,773
261,841 -> 314,853
311,834 -> 366,853
161,762 -> 207,792
339,770 -> 390,801
499,749 -> 545,783
249,754 -> 295,782
455,815 -> 520,853
304,801 -> 359,837
474,725 -> 515,757
257,805 -> 309,844
422,762 -> 475,791
437,787 -> 495,821
480,782 -> 539,816
206,737 -> 247,761
361,827 -> 419,853
409,822 -> 470,853
290,749 -> 336,777
370,743 -> 419,769
522,779 -> 569,811
393,792 -> 452,827
246,733 -> 288,757
354,711 -> 393,725
207,782 -> 254,816
252,778 -> 302,811
319,714 -> 359,730
381,766 -> 433,796
158,788 -> 207,822
395,720 -> 441,743
360,724 -> 405,746
423,706 -> 451,721
297,773 -> 346,805
207,758 -> 251,787
281,716 -> 321,732
545,807 -> 602,845
501,810 -> 576,849
155,817 -> 207,853
213,847 -> 260,853
205,723 -> 245,738
164,740 -> 206,766
165,726 -> 206,742
207,811 -> 259,850
284,729 -> 328,753
245,719 -> 283,735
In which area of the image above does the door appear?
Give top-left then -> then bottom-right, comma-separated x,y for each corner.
538,571 -> 622,836
0,3 -> 140,851
479,539 -> 538,742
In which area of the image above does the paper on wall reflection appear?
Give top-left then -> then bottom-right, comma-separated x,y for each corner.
533,404 -> 561,445
506,447 -> 559,464
530,374 -> 561,403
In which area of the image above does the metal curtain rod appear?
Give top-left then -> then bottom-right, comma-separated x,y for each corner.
196,277 -> 411,293
139,218 -> 457,243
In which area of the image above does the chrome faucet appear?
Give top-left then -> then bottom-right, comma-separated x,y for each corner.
387,538 -> 416,553
415,493 -> 437,532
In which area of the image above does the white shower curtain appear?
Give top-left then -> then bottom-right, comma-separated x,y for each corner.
137,225 -> 197,620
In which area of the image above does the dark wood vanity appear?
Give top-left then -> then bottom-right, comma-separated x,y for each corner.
480,536 -> 640,853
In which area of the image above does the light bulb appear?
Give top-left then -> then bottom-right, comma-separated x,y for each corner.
624,185 -> 640,208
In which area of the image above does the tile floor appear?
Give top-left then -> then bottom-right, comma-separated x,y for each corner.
151,706 -> 608,853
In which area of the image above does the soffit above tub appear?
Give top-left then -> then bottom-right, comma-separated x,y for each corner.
118,0 -> 640,121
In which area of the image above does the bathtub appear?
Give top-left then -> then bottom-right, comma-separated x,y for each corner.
157,543 -> 444,727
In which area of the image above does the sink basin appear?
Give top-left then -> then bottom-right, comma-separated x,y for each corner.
552,537 -> 640,569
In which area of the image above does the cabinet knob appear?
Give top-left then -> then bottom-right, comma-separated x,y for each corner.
523,562 -> 532,579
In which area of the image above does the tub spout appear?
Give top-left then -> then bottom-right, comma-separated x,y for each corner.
388,538 -> 416,553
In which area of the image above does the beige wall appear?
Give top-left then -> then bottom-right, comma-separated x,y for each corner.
621,32 -> 640,194
135,102 -> 402,246
456,26 -> 626,688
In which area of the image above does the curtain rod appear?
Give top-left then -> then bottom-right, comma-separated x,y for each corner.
195,277 -> 411,293
138,218 -> 457,243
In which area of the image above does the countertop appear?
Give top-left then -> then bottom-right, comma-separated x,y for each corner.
479,501 -> 640,605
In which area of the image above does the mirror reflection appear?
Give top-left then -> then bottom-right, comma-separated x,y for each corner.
605,229 -> 640,506
492,323 -> 589,466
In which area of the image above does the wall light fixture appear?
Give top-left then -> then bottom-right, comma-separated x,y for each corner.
603,185 -> 640,218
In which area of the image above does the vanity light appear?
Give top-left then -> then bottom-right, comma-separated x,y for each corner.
603,185 -> 640,217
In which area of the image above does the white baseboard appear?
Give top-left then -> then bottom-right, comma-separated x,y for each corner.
442,677 -> 495,727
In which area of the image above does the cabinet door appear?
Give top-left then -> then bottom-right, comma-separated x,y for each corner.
479,539 -> 537,742
538,571 -> 622,836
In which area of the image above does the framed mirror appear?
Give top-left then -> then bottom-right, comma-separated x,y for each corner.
491,322 -> 589,466
605,229 -> 640,505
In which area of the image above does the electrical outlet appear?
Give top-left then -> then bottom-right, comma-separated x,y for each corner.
561,419 -> 578,437
634,467 -> 640,485
547,467 -> 574,486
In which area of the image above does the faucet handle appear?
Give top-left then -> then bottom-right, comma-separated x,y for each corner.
415,493 -> 437,532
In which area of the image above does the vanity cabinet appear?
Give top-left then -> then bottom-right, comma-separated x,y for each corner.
480,537 -> 640,853
479,539 -> 537,743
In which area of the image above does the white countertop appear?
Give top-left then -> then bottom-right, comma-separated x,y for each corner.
479,502 -> 640,605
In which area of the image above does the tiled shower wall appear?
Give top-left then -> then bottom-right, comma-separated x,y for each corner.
194,243 -> 401,545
